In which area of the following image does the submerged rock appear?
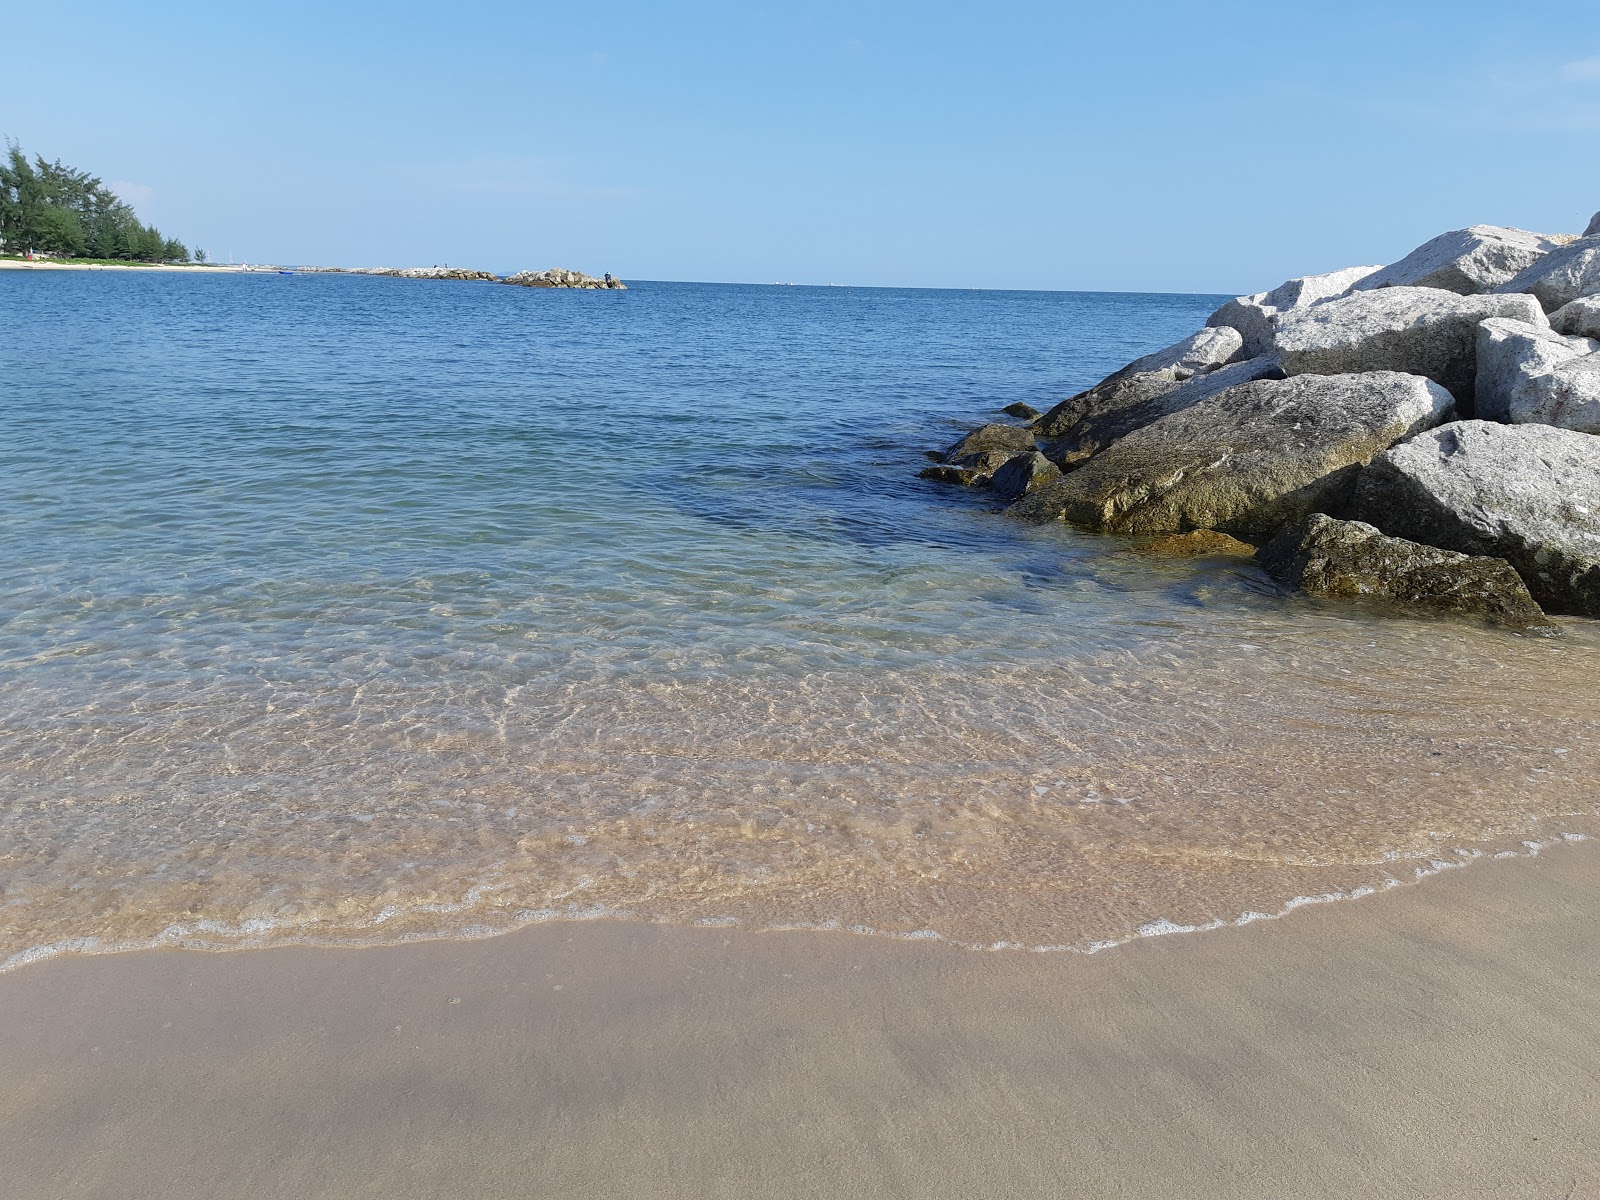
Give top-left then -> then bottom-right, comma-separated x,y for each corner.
940,422 -> 1037,464
1009,372 -> 1453,538
1353,226 -> 1565,296
503,268 -> 627,290
1496,235 -> 1600,312
1134,529 -> 1255,558
1207,266 -> 1381,358
1258,513 -> 1552,630
1475,317 -> 1600,431
988,452 -> 1062,501
1001,401 -> 1042,420
919,450 -> 1013,487
1354,420 -> 1600,615
1273,286 -> 1545,404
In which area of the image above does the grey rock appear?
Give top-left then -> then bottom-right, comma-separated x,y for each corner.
919,450 -> 1014,487
1475,317 -> 1600,430
1496,235 -> 1600,312
503,268 -> 626,290
1586,211 -> 1600,238
1036,355 -> 1285,468
1033,327 -> 1246,454
1274,286 -> 1545,404
1010,372 -> 1453,538
989,452 -> 1063,501
1354,226 -> 1565,295
1001,401 -> 1042,420
1258,513 -> 1552,630
1207,265 -> 1382,358
1550,297 -> 1600,340
1353,420 -> 1600,615
940,423 -> 1037,464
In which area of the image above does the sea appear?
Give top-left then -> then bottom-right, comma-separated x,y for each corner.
3,270 -> 1597,971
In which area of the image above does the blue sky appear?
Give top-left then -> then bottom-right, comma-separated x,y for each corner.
4,1 -> 1597,292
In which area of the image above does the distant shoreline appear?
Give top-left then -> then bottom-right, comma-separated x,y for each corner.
0,259 -> 249,273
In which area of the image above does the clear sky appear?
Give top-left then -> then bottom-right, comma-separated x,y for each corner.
4,1 -> 1597,293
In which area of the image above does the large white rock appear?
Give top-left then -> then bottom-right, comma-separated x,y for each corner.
1496,235 -> 1600,312
1011,372 -> 1453,538
1354,420 -> 1600,614
1120,326 -> 1244,379
1549,297 -> 1600,339
1353,226 -> 1566,295
1475,318 -> 1600,429
1274,287 -> 1546,403
1206,265 -> 1382,358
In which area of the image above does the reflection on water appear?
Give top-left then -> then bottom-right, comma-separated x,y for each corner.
2,273 -> 1597,969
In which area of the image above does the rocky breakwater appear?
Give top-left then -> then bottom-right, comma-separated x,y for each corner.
502,268 -> 626,290
337,266 -> 501,280
920,212 -> 1600,629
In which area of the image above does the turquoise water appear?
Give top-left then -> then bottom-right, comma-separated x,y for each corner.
3,271 -> 1599,966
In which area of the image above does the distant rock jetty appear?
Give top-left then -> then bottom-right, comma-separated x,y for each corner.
502,268 -> 626,290
301,265 -> 625,288
334,266 -> 500,281
922,214 -> 1600,630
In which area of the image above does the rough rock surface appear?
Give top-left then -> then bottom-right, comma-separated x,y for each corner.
503,268 -> 627,290
1549,297 -> 1600,340
1009,372 -> 1453,538
1032,328 -> 1246,453
1207,266 -> 1382,357
1118,326 -> 1244,379
1036,355 -> 1284,468
989,452 -> 1063,501
1475,318 -> 1600,431
1496,236 -> 1600,312
1273,286 -> 1545,404
1001,402 -> 1041,420
1353,226 -> 1563,296
1586,211 -> 1600,238
939,423 -> 1037,464
919,450 -> 1013,487
1257,513 -> 1551,630
1353,420 -> 1600,615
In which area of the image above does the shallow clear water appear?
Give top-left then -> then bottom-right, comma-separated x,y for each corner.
3,271 -> 1598,968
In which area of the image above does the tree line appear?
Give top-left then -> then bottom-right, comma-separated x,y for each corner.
0,141 -> 197,262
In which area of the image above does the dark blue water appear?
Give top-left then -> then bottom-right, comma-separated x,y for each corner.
3,271 -> 1597,968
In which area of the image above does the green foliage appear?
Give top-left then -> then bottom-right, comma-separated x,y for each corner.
0,140 -> 190,262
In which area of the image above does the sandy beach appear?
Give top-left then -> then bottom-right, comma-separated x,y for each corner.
2,841 -> 1594,1200
0,259 -> 252,273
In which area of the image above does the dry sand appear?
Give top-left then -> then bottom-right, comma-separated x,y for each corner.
0,260 -> 250,272
2,843 -> 1596,1200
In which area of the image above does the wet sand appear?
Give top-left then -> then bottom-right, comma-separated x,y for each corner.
2,843 -> 1595,1200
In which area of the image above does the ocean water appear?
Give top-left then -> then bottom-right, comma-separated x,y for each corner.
3,271 -> 1598,969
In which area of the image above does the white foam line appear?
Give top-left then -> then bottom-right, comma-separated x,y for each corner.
0,832 -> 1589,975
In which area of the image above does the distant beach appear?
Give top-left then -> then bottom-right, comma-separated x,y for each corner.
0,258 -> 250,272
